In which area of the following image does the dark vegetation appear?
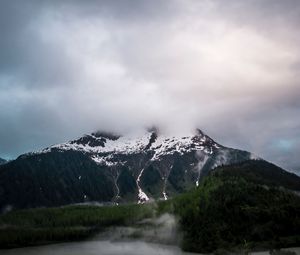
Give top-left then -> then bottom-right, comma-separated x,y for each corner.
212,160 -> 300,191
0,160 -> 299,253
0,151 -> 115,210
117,166 -> 137,198
0,203 -> 154,248
0,158 -> 6,165
172,175 -> 300,252
158,160 -> 300,253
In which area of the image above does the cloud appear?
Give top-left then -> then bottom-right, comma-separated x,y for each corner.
0,0 -> 299,173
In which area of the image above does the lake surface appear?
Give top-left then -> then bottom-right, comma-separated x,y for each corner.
1,240 -> 300,255
0,240 -> 195,255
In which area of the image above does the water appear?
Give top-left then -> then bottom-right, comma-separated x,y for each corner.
1,241 -> 299,255
0,240 -> 194,255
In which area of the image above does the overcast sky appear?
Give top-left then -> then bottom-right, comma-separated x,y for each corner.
0,0 -> 300,173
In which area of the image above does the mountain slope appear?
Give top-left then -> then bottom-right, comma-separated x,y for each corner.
210,160 -> 300,191
171,162 -> 300,253
0,128 -> 274,210
0,158 -> 6,165
0,151 -> 115,209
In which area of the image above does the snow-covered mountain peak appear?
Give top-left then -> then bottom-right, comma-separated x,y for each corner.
41,128 -> 220,158
8,128 -> 253,206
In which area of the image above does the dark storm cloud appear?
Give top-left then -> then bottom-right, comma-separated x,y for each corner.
0,0 -> 300,174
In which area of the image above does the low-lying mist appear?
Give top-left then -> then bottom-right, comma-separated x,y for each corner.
95,213 -> 180,245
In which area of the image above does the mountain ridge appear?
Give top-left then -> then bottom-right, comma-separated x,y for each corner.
0,128 -> 285,211
0,158 -> 6,165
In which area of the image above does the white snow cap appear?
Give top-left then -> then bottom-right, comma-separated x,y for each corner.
38,128 -> 220,165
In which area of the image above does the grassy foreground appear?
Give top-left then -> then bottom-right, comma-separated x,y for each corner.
0,203 -> 154,248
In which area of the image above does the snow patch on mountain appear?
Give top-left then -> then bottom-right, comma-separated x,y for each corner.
136,168 -> 149,204
38,129 -> 220,167
195,152 -> 209,186
250,153 -> 261,160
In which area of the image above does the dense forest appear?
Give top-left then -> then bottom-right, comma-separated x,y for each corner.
169,163 -> 300,252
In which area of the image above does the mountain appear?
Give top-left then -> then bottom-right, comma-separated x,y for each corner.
0,128 -> 280,210
0,158 -> 6,165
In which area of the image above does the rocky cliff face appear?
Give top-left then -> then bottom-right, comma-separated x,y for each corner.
0,129 -> 254,210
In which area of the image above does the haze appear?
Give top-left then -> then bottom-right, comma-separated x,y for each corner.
0,0 -> 299,173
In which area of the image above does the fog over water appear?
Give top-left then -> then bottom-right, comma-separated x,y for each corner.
0,241 -> 191,255
0,209 -> 299,255
1,240 -> 299,255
